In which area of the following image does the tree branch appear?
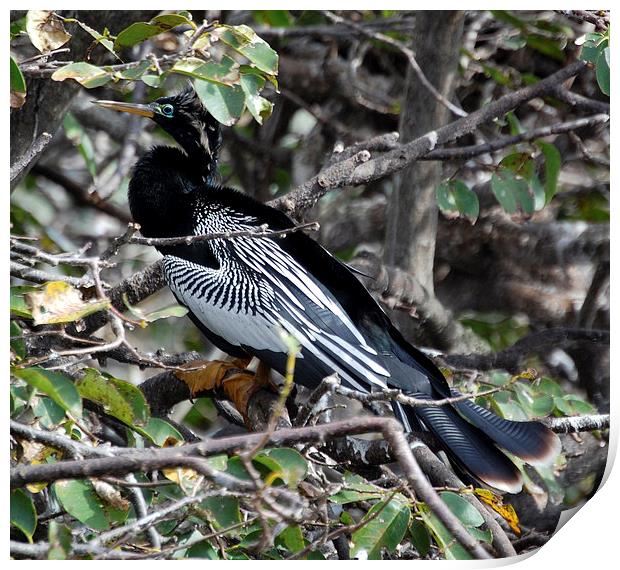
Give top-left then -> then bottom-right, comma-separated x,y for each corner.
442,328 -> 610,373
422,114 -> 609,161
274,60 -> 588,217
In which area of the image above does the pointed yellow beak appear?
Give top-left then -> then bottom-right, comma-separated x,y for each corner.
93,100 -> 155,118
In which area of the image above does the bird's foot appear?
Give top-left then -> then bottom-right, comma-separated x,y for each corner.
174,357 -> 252,396
174,357 -> 273,422
221,359 -> 274,422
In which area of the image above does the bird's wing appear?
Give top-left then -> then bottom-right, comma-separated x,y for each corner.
163,232 -> 392,393
163,254 -> 289,355
231,235 -> 391,391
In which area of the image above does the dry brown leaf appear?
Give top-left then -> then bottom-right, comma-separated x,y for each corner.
474,488 -> 522,536
26,10 -> 71,54
10,90 -> 26,109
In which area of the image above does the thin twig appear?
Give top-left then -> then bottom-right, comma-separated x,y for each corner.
127,221 -> 319,248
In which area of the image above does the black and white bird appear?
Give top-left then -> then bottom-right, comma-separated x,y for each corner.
96,88 -> 561,493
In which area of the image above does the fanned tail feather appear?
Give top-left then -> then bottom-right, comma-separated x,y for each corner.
399,400 -> 523,493
451,392 -> 562,466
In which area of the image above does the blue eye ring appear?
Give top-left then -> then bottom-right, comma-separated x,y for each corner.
161,104 -> 174,117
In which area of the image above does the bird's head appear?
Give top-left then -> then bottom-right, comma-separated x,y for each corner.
94,87 -> 222,169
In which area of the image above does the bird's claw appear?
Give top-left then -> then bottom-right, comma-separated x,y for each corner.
174,357 -> 273,425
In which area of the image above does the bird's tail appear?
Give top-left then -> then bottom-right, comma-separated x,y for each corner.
393,394 -> 561,494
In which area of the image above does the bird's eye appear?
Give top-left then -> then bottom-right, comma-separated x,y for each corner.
161,104 -> 174,117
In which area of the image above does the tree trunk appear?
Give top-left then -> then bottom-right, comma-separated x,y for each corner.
383,11 -> 469,349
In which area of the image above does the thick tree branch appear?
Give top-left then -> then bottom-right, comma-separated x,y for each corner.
442,328 -> 610,373
274,60 -> 588,217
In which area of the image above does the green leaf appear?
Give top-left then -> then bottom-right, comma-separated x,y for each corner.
114,13 -> 194,51
205,454 -> 228,471
141,74 -> 165,88
47,521 -> 72,559
491,396 -> 529,421
440,492 -> 484,527
525,34 -> 565,62
491,170 -> 533,215
513,381 -> 555,418
538,376 -> 563,397
535,141 -> 561,205
418,505 -> 473,560
51,62 -> 112,88
258,448 -> 308,487
499,151 -> 531,175
436,180 -> 479,223
224,456 -> 254,481
491,10 -> 527,30
201,496 -> 242,530
556,394 -> 597,416
10,56 -> 26,93
11,285 -> 38,318
239,73 -> 273,124
505,111 -> 524,135
76,368 -> 149,427
409,518 -> 431,557
194,80 -> 245,126
13,367 -> 82,417
10,321 -> 26,360
226,549 -> 251,560
53,479 -> 128,531
172,55 -> 239,85
114,59 -> 152,80
216,24 -> 279,75
350,496 -> 411,560
481,62 -> 512,86
11,16 -> 27,39
276,525 -> 305,553
467,526 -> 493,543
580,34 -> 607,64
253,10 -> 294,27
330,472 -> 384,504
596,47 -> 610,96
11,489 -> 37,542
34,396 -> 66,427
532,394 -> 555,416
137,417 -> 184,446
187,540 -> 220,559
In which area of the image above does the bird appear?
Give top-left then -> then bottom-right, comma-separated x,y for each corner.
95,88 -> 561,493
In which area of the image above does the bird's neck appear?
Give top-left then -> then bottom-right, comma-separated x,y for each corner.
175,132 -> 218,184
128,146 -> 200,239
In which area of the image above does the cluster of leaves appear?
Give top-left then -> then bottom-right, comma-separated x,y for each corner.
438,11 -> 608,223
11,10 -> 279,125
10,327 -> 593,561
436,113 -> 563,224
437,139 -> 561,223
6,360 -> 509,561
579,29 -> 610,95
